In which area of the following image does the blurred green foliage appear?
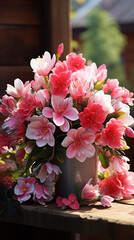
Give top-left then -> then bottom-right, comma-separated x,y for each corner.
81,7 -> 129,88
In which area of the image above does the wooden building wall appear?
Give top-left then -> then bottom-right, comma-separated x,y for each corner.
0,0 -> 71,97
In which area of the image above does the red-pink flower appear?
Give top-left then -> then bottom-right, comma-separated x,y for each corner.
103,78 -> 123,98
101,118 -> 125,148
26,115 -> 55,147
100,195 -> 114,207
6,78 -> 31,98
61,127 -> 95,162
66,53 -> 86,72
42,96 -> 78,132
30,51 -> 56,76
56,196 -> 64,207
79,101 -> 106,133
99,174 -> 122,199
62,193 -> 80,210
33,180 -> 54,205
50,61 -> 71,97
14,93 -> 38,122
99,172 -> 134,200
81,179 -> 99,201
14,177 -> 36,203
121,87 -> 133,106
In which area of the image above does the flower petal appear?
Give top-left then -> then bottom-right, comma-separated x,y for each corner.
42,107 -> 54,118
66,143 -> 77,159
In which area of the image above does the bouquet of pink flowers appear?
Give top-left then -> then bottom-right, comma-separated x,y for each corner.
0,43 -> 134,210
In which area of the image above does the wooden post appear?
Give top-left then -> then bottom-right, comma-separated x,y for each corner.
50,0 -> 71,59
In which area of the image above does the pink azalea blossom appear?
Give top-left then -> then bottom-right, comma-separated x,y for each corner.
101,118 -> 125,149
61,127 -> 95,162
121,87 -> 133,106
30,51 -> 56,76
57,43 -> 64,55
103,78 -> 123,99
14,177 -> 36,203
2,116 -> 26,144
100,195 -> 114,207
33,179 -> 54,205
79,101 -> 106,133
62,193 -> 80,210
31,73 -> 47,91
99,171 -> 134,200
42,96 -> 78,132
66,53 -> 86,72
56,196 -> 64,207
13,93 -> 39,122
81,179 -> 99,201
90,63 -> 107,83
125,127 -> 134,138
26,115 -> 55,147
69,68 -> 90,100
6,78 -> 31,98
108,156 -> 130,174
0,95 -> 17,115
50,61 -> 71,97
34,162 -> 61,183
34,89 -> 50,108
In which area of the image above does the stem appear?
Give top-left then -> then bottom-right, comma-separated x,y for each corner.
44,76 -> 50,93
47,146 -> 55,162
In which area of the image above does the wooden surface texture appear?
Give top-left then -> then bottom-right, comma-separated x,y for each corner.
1,198 -> 134,240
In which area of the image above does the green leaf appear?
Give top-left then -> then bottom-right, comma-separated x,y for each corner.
55,151 -> 64,163
75,185 -> 81,201
99,153 -> 109,169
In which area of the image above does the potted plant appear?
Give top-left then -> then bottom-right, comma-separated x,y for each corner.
0,43 -> 134,211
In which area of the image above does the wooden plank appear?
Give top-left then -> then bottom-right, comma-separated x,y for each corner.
0,0 -> 42,25
0,201 -> 134,240
49,0 -> 71,60
0,25 -> 44,65
0,66 -> 33,97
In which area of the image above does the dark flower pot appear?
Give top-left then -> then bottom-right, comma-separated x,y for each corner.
55,152 -> 98,198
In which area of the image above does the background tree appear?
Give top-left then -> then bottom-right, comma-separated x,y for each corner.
81,7 -> 129,88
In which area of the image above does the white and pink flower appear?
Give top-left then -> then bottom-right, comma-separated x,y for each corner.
31,73 -> 47,91
42,96 -> 78,132
6,78 -> 31,98
61,127 -> 95,162
26,115 -> 55,147
14,177 -> 36,203
100,195 -> 114,207
90,63 -> 107,83
30,51 -> 56,76
34,162 -> 61,183
82,179 -> 99,201
33,179 -> 54,205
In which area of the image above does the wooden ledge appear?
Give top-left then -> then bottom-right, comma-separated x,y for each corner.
0,199 -> 134,240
